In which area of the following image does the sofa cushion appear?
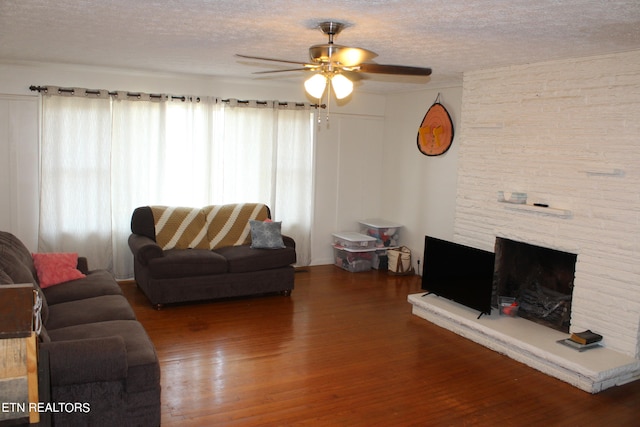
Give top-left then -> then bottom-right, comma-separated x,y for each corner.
42,269 -> 123,305
214,245 -> 296,274
147,248 -> 228,279
150,206 -> 209,250
0,249 -> 37,284
0,268 -> 14,284
46,295 -> 137,330
46,320 -> 160,393
0,231 -> 39,281
203,203 -> 269,249
32,252 -> 86,288
250,220 -> 286,249
44,335 -> 128,385
76,256 -> 89,275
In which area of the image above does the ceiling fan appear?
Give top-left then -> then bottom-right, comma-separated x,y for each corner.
236,21 -> 432,100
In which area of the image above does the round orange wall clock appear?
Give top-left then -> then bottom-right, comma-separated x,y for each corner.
417,100 -> 454,156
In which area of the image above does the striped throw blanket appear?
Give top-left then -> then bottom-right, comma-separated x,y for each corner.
151,203 -> 269,250
203,203 -> 269,249
150,206 -> 209,250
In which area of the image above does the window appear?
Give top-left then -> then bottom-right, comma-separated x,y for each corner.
40,91 -> 314,278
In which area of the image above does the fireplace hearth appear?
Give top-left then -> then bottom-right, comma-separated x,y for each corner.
408,292 -> 640,393
493,238 -> 577,333
408,236 -> 640,393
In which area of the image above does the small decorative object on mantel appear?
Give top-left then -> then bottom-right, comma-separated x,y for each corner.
417,93 -> 454,156
497,191 -> 527,204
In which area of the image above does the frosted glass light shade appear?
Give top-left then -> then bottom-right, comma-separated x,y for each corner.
330,74 -> 353,99
304,74 -> 327,99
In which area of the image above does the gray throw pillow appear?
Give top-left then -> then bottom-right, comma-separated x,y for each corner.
250,220 -> 286,249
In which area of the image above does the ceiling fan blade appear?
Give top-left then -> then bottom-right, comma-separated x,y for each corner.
342,70 -> 364,81
235,54 -> 310,66
358,63 -> 432,76
252,67 -> 316,74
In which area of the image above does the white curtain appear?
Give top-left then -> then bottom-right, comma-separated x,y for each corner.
40,90 -> 314,279
39,92 -> 113,269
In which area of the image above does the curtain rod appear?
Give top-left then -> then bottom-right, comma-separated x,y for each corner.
29,85 -> 325,109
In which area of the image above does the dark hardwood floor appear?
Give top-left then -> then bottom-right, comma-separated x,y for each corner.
120,265 -> 640,426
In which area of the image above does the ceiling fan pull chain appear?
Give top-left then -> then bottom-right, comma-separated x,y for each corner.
315,89 -> 327,125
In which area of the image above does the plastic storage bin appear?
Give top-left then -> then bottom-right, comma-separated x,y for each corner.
359,219 -> 402,247
333,246 -> 376,272
372,250 -> 388,270
332,231 -> 377,249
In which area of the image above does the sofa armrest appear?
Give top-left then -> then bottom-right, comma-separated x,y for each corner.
76,257 -> 89,274
128,234 -> 164,266
283,235 -> 296,249
41,336 -> 128,386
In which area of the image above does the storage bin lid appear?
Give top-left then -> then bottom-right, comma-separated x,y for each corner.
358,218 -> 403,228
332,244 -> 378,252
332,231 -> 377,242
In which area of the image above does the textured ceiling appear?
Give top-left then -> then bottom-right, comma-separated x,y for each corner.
2,0 -> 640,93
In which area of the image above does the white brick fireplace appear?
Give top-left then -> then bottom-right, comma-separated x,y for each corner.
410,50 -> 640,392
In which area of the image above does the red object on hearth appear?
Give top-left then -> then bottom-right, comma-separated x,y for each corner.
503,302 -> 518,316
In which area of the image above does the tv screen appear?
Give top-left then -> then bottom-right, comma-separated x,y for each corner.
421,236 -> 495,317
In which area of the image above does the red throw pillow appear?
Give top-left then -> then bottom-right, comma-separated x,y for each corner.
32,252 -> 86,288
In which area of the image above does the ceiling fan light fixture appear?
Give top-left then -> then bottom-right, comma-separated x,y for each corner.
330,73 -> 353,99
239,20 -> 433,103
304,73 -> 327,99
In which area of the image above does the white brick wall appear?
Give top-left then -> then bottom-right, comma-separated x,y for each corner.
454,50 -> 640,358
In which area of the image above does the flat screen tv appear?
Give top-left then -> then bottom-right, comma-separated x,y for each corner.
421,236 -> 495,317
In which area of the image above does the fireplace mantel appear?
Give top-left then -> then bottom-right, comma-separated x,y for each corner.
408,293 -> 640,393
499,202 -> 572,218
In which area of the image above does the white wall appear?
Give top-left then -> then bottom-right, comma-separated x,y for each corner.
454,50 -> 640,358
382,86 -> 463,272
311,112 -> 386,265
0,61 -> 388,262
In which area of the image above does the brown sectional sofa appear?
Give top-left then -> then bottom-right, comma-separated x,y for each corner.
128,203 -> 296,309
0,231 -> 160,426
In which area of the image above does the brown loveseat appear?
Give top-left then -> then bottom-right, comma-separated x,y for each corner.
0,231 -> 161,426
128,203 -> 296,309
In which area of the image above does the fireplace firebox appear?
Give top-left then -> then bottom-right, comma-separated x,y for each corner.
493,238 -> 577,333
